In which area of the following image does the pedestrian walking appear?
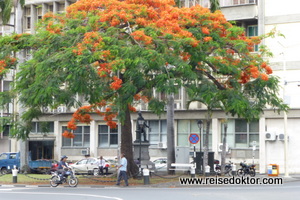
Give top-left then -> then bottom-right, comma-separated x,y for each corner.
116,153 -> 128,186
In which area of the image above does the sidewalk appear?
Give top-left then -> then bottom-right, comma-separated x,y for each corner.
1,174 -> 300,188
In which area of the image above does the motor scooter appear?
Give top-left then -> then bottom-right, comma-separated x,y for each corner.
50,168 -> 78,187
237,161 -> 256,177
214,160 -> 233,176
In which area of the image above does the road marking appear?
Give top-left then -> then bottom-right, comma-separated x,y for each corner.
0,191 -> 123,200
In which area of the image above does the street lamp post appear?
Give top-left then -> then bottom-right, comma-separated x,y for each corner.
197,120 -> 203,173
137,112 -> 145,169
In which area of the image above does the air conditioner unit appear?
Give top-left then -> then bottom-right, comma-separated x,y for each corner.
157,142 -> 167,149
81,149 -> 90,156
8,103 -> 13,114
174,102 -> 181,110
265,132 -> 276,141
140,103 -> 148,111
278,133 -> 288,141
42,106 -> 54,113
218,143 -> 228,152
57,106 -> 66,113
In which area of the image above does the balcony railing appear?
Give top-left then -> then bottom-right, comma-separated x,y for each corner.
220,0 -> 257,7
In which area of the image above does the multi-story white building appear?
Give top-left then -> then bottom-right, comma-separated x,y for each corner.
0,0 -> 300,174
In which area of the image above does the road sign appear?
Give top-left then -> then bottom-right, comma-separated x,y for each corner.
189,133 -> 200,144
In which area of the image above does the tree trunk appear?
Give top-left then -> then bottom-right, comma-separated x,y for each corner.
167,94 -> 175,175
203,119 -> 210,175
221,123 -> 228,175
121,106 -> 138,177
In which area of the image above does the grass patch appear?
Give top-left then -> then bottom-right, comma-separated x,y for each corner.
0,173 -> 185,186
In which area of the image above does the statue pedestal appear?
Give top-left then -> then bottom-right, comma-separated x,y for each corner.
133,141 -> 155,171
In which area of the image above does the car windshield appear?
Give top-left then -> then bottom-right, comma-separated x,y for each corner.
77,159 -> 88,165
154,159 -> 167,164
87,158 -> 97,164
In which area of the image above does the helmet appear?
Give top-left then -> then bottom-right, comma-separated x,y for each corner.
61,155 -> 68,160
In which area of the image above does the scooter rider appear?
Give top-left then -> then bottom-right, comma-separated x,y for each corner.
58,155 -> 69,180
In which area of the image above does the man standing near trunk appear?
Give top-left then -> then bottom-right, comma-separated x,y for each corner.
116,153 -> 128,186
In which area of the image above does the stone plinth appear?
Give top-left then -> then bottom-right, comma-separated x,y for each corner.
133,142 -> 155,171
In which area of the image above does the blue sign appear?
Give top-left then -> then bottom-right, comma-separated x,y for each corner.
189,133 -> 200,144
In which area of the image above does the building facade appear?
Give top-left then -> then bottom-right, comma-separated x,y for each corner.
0,0 -> 300,174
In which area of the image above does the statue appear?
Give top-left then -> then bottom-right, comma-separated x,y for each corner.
136,112 -> 149,142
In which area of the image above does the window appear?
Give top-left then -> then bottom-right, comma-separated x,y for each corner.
201,0 -> 210,8
62,126 -> 90,147
3,125 -> 10,137
25,7 -> 31,30
31,122 -> 54,135
9,154 -> 16,159
0,154 -> 7,160
37,7 -> 42,21
58,3 -> 65,14
49,5 -> 53,12
177,120 -> 212,149
98,125 -> 118,147
147,120 -> 167,145
222,119 -> 259,148
247,25 -> 258,52
0,81 -> 12,92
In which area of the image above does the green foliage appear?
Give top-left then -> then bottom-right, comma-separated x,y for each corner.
209,0 -> 220,13
0,0 -> 287,139
0,0 -> 12,25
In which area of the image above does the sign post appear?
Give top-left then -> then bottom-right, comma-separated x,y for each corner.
189,134 -> 200,165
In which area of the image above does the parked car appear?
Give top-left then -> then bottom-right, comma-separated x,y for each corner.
152,158 -> 167,172
69,157 -> 116,175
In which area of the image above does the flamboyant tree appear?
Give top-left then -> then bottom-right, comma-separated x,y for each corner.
0,0 -> 287,175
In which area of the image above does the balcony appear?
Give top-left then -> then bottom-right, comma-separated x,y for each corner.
220,0 -> 258,21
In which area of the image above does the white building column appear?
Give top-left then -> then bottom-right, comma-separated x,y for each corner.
90,120 -> 97,158
54,121 -> 61,160
211,118 -> 219,157
259,117 -> 266,174
53,2 -> 59,14
30,5 -> 37,34
42,3 -> 49,16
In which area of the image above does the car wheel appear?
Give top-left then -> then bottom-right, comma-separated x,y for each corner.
1,168 -> 8,175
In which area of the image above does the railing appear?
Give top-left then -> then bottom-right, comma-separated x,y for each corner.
220,0 -> 257,7
180,0 -> 257,8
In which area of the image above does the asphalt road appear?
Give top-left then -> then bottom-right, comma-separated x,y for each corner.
1,180 -> 300,200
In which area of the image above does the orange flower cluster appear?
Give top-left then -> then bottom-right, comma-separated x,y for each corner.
180,52 -> 191,61
66,0 -> 230,48
110,76 -> 123,90
104,112 -> 118,129
134,94 -> 141,100
73,32 -> 103,55
0,57 -> 17,74
67,118 -> 77,130
240,71 -> 250,84
131,30 -> 152,45
202,27 -> 210,35
203,37 -> 212,42
95,62 -> 112,77
134,94 -> 150,103
46,21 -> 62,34
250,66 -> 259,78
261,62 -> 273,75
239,62 -> 271,84
128,104 -> 137,112
63,101 -> 120,138
62,130 -> 75,139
